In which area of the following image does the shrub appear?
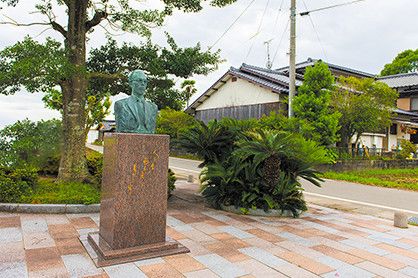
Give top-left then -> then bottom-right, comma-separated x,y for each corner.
0,119 -> 62,169
0,167 -> 38,203
167,168 -> 177,197
181,122 -> 331,217
396,139 -> 417,159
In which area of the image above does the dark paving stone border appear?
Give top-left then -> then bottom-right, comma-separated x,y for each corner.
0,203 -> 100,214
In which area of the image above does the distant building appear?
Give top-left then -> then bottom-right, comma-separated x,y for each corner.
186,58 -> 418,150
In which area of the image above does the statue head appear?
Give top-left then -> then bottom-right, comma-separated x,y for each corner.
129,69 -> 147,98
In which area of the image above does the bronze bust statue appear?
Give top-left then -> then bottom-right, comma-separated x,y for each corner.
114,70 -> 158,134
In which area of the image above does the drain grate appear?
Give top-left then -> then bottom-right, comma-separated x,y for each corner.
408,217 -> 418,225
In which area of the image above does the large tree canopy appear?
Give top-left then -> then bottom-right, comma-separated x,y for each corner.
331,76 -> 398,148
380,49 -> 418,76
0,0 -> 237,183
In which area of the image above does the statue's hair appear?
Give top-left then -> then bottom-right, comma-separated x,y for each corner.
129,69 -> 147,82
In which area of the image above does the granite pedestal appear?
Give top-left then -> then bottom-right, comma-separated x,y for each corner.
82,133 -> 189,267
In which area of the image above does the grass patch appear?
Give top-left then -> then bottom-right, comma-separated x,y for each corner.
323,168 -> 418,191
21,177 -> 101,205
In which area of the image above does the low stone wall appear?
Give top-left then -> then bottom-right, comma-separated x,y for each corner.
314,159 -> 418,173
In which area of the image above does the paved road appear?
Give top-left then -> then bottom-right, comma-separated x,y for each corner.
87,144 -> 418,219
167,156 -> 418,219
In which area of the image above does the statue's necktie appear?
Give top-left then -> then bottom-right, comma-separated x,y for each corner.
139,100 -> 145,125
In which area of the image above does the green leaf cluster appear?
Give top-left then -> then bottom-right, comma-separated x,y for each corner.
179,120 -> 330,217
380,49 -> 418,76
332,76 -> 398,148
0,119 -> 62,169
291,61 -> 341,146
156,107 -> 195,139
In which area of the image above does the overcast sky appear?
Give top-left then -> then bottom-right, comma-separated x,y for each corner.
1,0 -> 417,128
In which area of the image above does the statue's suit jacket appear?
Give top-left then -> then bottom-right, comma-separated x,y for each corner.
114,96 -> 158,134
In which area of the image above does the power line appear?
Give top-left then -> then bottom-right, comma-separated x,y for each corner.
301,0 -> 328,60
244,0 -> 270,62
208,0 -> 255,50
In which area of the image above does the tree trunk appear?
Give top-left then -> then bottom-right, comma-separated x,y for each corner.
56,0 -> 90,183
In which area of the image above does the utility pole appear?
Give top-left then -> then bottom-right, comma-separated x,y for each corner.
288,0 -> 296,118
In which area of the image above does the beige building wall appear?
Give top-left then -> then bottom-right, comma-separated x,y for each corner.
397,98 -> 410,110
196,78 -> 279,111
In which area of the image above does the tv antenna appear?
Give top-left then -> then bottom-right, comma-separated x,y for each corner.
264,38 -> 274,70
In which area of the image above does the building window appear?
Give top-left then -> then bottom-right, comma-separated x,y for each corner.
390,124 -> 397,135
411,97 -> 418,110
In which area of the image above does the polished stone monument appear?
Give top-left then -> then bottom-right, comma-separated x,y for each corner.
82,70 -> 189,267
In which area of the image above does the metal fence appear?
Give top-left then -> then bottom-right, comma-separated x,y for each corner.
325,147 -> 394,159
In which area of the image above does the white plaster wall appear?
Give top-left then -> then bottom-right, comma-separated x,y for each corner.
196,78 -> 279,111
86,129 -> 98,143
354,134 -> 384,149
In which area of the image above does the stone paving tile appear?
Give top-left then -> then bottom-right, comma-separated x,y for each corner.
243,237 -> 287,254
235,259 -> 288,277
248,221 -> 283,233
20,214 -> 44,221
275,264 -> 321,278
23,231 -> 56,249
245,228 -> 286,243
104,262 -> 147,278
0,261 -> 28,278
29,267 -> 70,278
166,226 -> 187,240
238,247 -> 289,268
43,214 -> 71,225
363,232 -> 415,250
61,254 -> 103,278
55,238 -> 85,255
177,238 -> 212,256
340,239 -> 391,256
69,217 -> 98,229
311,244 -> 364,264
203,241 -> 252,263
76,228 -> 99,240
183,269 -> 220,278
0,216 -> 20,228
81,274 -> 110,278
291,228 -> 330,239
385,253 -> 418,269
26,247 -> 65,272
302,221 -> 342,234
133,258 -> 165,267
276,251 -> 334,275
189,222 -> 223,235
308,236 -> 353,252
194,254 -> 248,278
346,249 -> 407,270
277,240 -> 325,259
49,224 -> 79,240
201,211 -> 233,222
181,229 -> 219,244
315,256 -> 375,278
355,261 -> 411,278
139,262 -> 184,278
163,253 -> 206,273
0,241 -> 25,263
398,238 -> 418,247
275,232 -> 318,247
218,226 -> 255,239
203,219 -> 228,228
398,266 -> 418,278
0,227 -> 22,243
21,219 -> 49,233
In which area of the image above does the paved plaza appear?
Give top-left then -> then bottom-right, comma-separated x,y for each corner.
1,180 -> 418,278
